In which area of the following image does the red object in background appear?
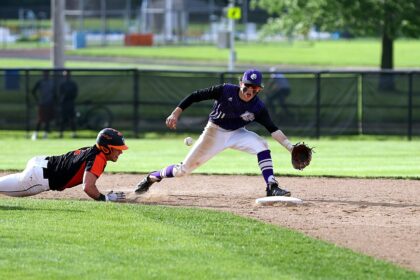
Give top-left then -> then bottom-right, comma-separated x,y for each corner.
124,33 -> 153,46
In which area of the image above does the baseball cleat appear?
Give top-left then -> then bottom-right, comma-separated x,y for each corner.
134,176 -> 153,194
134,174 -> 161,194
266,180 -> 291,197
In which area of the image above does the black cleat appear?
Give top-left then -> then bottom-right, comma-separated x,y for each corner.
135,175 -> 158,194
266,180 -> 291,197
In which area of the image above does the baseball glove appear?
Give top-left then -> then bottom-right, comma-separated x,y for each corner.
291,142 -> 313,170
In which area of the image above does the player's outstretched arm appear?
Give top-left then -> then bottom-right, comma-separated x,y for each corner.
82,171 -> 125,202
82,171 -> 102,200
166,107 -> 183,129
271,130 -> 293,152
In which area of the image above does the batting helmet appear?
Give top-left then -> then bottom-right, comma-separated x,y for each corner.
96,128 -> 128,154
241,69 -> 264,88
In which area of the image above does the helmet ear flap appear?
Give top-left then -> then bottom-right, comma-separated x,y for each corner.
97,144 -> 111,155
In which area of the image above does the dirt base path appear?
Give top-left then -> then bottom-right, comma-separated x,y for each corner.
3,173 -> 419,272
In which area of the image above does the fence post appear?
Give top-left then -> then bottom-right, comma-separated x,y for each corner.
357,73 -> 363,135
25,70 -> 30,138
315,72 -> 321,139
133,69 -> 139,138
408,72 -> 413,141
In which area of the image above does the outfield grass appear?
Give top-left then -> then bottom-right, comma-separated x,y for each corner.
0,198 -> 417,279
0,136 -> 419,178
65,39 -> 420,68
2,39 -> 419,69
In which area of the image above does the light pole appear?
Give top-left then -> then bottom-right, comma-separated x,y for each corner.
51,0 -> 65,68
228,1 -> 235,71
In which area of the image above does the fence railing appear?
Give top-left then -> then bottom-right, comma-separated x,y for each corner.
0,68 -> 419,139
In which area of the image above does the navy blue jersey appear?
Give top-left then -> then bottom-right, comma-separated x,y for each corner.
178,83 -> 278,132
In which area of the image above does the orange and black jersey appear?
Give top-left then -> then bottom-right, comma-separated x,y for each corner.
45,145 -> 107,191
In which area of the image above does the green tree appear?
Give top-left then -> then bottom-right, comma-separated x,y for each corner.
252,0 -> 420,69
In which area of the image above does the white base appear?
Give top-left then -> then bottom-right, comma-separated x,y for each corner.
255,196 -> 303,205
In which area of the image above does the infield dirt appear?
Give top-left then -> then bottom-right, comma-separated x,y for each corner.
3,173 -> 419,272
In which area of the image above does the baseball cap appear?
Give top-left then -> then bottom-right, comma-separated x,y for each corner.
242,69 -> 263,88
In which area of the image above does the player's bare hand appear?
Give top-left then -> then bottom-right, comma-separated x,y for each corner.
166,107 -> 183,130
166,114 -> 178,129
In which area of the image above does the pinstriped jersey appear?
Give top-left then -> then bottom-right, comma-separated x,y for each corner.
178,83 -> 278,132
45,145 -> 107,191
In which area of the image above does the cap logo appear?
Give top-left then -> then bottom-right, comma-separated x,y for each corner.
250,73 -> 257,80
102,133 -> 112,140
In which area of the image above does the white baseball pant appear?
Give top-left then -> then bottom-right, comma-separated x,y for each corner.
0,156 -> 50,197
173,122 -> 268,176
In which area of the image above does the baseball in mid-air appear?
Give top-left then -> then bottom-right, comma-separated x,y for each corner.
184,137 -> 194,146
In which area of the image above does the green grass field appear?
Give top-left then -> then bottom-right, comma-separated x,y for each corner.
1,39 -> 420,69
0,136 -> 419,178
0,198 -> 417,279
65,40 -> 420,68
1,131 -> 419,279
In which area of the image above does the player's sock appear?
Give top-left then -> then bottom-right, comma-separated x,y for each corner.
257,150 -> 274,184
149,164 -> 176,182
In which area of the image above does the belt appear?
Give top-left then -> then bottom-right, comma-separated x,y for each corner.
42,157 -> 50,179
43,167 -> 49,179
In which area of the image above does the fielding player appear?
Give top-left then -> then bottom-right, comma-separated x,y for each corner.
135,69 -> 295,197
0,128 -> 128,202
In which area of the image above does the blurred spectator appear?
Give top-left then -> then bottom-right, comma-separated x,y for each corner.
266,68 -> 293,118
59,70 -> 78,138
31,70 -> 56,140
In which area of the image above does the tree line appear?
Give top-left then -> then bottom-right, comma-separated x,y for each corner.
252,0 -> 420,70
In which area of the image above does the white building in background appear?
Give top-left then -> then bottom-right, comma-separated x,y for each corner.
63,0 -> 261,46
139,0 -> 222,43
0,27 -> 17,43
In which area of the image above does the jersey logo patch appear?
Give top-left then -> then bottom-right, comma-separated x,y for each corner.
240,111 -> 255,121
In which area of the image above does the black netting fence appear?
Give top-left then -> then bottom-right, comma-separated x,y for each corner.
361,72 -> 420,139
0,69 -> 419,138
414,73 -> 420,137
